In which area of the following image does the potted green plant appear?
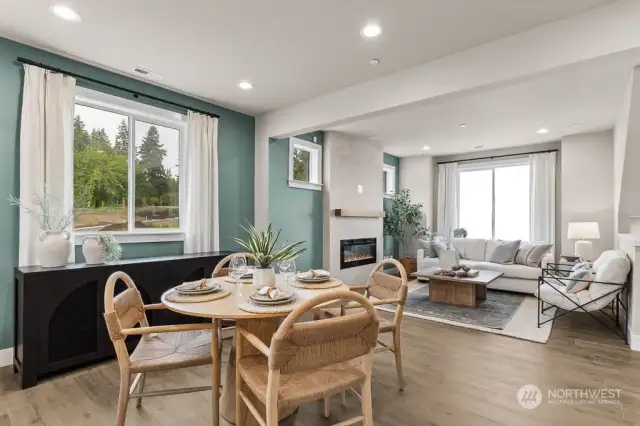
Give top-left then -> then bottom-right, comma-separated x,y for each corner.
232,222 -> 306,287
453,228 -> 468,238
383,189 -> 429,274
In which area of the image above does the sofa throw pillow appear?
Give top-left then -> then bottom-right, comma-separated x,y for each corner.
431,240 -> 448,258
515,243 -> 553,267
487,240 -> 521,264
417,238 -> 435,258
565,268 -> 593,293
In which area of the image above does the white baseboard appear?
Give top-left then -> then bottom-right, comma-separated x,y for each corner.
0,347 -> 13,368
629,327 -> 640,351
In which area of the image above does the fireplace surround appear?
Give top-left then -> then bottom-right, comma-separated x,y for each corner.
340,238 -> 377,269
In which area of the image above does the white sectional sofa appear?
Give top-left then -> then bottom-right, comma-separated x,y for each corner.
417,238 -> 553,295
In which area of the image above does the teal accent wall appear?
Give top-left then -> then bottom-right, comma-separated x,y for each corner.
269,132 -> 324,271
383,153 -> 400,258
0,37 -> 255,350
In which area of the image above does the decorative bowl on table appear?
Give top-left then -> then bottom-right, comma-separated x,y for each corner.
296,269 -> 332,283
433,264 -> 479,278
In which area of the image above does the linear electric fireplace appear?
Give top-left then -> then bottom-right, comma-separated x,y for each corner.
340,238 -> 377,269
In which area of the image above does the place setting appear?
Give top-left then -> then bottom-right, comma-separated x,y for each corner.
237,285 -> 299,313
290,268 -> 341,289
163,278 -> 231,303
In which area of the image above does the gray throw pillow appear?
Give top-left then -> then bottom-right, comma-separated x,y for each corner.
416,238 -> 435,258
487,240 -> 521,264
431,241 -> 448,258
564,267 -> 590,292
515,243 -> 553,267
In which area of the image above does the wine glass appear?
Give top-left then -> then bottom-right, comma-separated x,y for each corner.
229,254 -> 248,303
278,258 -> 296,291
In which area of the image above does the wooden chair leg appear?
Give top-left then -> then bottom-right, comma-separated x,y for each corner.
393,330 -> 405,391
235,330 -> 247,426
135,373 -> 146,408
212,320 -> 220,426
323,397 -> 331,418
361,355 -> 374,426
266,369 -> 280,426
116,372 -> 131,426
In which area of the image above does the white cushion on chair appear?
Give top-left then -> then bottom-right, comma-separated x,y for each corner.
537,280 -> 618,312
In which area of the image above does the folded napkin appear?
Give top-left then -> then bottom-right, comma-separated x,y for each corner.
177,279 -> 208,291
297,269 -> 331,279
257,286 -> 288,300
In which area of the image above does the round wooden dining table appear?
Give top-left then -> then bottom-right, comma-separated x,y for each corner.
161,275 -> 349,426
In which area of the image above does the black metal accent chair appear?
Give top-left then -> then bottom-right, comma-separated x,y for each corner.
536,255 -> 630,343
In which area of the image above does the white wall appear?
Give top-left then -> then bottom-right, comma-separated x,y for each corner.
399,155 -> 434,229
614,70 -> 633,234
561,130 -> 614,258
323,131 -> 384,285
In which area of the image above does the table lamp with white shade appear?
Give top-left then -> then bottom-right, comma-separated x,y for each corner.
567,222 -> 600,261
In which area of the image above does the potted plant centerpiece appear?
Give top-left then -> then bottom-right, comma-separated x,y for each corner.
383,189 -> 429,274
232,222 -> 306,288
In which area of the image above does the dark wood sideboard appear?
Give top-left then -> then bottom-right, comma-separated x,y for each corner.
14,251 -> 232,389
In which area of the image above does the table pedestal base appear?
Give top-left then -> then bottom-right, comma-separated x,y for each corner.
219,318 -> 296,425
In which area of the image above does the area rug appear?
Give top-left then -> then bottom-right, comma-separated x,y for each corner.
377,284 -> 556,343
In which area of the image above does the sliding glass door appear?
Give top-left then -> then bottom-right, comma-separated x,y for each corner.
458,160 -> 530,241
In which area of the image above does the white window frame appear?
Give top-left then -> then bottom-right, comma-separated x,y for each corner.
288,137 -> 323,191
383,164 -> 396,198
456,157 -> 530,240
73,88 -> 186,244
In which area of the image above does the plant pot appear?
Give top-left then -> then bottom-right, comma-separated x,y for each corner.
82,236 -> 107,265
399,257 -> 417,275
37,230 -> 72,268
253,267 -> 276,288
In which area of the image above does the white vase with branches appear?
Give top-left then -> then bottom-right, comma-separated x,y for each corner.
8,189 -> 75,267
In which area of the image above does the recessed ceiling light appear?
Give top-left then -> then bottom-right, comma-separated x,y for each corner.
459,124 -> 467,128
474,145 -> 484,149
369,58 -> 380,66
537,128 -> 549,134
361,23 -> 382,39
238,81 -> 254,90
423,145 -> 431,150
50,4 -> 81,22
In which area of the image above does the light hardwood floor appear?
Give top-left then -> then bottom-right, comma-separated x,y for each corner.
1,311 -> 639,426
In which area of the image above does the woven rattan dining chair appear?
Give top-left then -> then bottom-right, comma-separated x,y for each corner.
325,258 -> 409,391
236,290 -> 380,426
104,271 -> 216,426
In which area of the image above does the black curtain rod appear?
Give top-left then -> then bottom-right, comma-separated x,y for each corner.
437,148 -> 558,165
16,57 -> 220,119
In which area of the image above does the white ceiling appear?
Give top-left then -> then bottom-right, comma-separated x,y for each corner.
0,0 -> 614,115
329,49 -> 640,157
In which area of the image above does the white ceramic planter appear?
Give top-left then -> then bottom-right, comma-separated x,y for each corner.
82,236 -> 107,264
253,267 -> 276,288
37,230 -> 72,268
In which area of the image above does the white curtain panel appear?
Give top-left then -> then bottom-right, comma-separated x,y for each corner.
19,65 -> 76,266
184,111 -> 219,253
529,152 -> 556,249
436,162 -> 459,238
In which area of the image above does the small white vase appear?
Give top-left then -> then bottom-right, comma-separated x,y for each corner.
37,230 -> 72,268
253,267 -> 276,288
82,236 -> 107,265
